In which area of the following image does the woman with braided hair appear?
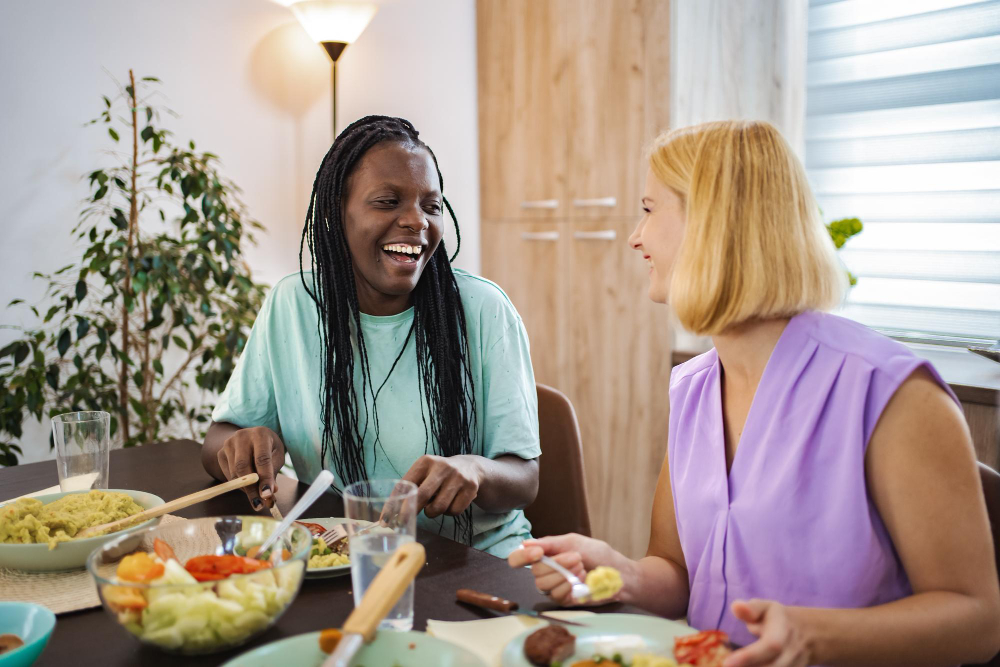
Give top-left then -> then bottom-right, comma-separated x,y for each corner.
201,116 -> 540,555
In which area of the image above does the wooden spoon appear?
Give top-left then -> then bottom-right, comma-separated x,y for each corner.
76,473 -> 259,539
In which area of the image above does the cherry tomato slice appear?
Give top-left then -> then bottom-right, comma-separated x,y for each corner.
153,538 -> 177,562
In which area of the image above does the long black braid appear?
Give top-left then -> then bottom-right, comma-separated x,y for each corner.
299,115 -> 478,544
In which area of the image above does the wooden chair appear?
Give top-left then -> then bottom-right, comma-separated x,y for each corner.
523,384 -> 592,538
973,462 -> 1000,666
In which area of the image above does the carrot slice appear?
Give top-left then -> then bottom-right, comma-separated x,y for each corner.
319,628 -> 343,654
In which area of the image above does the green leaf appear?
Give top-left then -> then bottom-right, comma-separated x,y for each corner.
142,76 -> 160,82
111,209 -> 128,230
103,95 -> 111,108
93,185 -> 108,201
45,365 -> 59,391
76,316 -> 90,340
125,85 -> 134,99
75,280 -> 87,303
7,298 -> 23,306
172,336 -> 188,351
153,359 -> 164,375
14,342 -> 29,365
0,342 -> 18,358
108,127 -> 119,142
141,126 -> 154,143
57,329 -> 71,356
146,107 -> 153,122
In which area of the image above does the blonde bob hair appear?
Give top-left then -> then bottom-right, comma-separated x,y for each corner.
649,120 -> 846,336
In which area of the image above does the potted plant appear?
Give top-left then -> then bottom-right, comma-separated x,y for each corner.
0,70 -> 267,465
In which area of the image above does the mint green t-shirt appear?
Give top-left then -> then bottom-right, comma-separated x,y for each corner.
211,269 -> 540,557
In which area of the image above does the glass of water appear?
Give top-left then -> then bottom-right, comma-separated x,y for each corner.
343,479 -> 418,632
51,411 -> 111,492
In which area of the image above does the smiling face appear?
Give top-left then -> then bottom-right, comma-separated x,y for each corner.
342,141 -> 444,315
628,168 -> 687,304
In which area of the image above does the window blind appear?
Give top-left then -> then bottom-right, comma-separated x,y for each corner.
806,0 -> 1000,346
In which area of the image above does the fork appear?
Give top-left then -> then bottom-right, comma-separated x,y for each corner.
317,521 -> 382,554
519,546 -> 591,603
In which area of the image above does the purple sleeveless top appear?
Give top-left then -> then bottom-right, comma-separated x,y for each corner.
669,311 -> 957,647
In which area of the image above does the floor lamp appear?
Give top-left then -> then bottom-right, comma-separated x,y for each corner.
291,0 -> 379,138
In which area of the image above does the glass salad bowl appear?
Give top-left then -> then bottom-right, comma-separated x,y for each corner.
86,516 -> 310,655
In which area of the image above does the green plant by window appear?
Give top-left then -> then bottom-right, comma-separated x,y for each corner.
826,216 -> 863,286
0,70 -> 267,466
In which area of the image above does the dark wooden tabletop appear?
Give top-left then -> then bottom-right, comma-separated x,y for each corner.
1,440 -> 646,666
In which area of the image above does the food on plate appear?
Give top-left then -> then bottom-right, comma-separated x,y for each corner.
585,566 -> 623,601
241,519 -> 348,570
318,628 -> 343,653
295,520 -> 328,536
308,537 -> 350,569
0,633 -> 25,654
524,625 -> 576,666
673,630 -> 731,667
631,656 -> 680,667
527,627 -> 730,667
100,537 -> 303,652
0,490 -> 145,549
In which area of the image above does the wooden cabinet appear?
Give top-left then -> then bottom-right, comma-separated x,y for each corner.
478,0 -> 671,222
481,220 -> 570,389
564,219 -> 673,555
477,0 -> 569,221
479,0 -> 673,558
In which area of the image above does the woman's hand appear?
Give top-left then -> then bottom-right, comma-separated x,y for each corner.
723,599 -> 812,667
402,454 -> 483,518
508,534 -> 627,607
214,425 -> 285,512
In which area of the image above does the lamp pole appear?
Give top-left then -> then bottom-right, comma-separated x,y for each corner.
321,41 -> 348,139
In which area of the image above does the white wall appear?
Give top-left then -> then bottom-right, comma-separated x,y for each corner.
669,0 -> 807,352
0,0 -> 479,464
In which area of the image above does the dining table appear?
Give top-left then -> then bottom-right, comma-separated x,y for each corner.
0,439 -> 650,666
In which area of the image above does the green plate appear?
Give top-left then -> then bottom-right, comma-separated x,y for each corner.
0,489 -> 165,572
221,630 -> 487,667
300,517 -> 353,579
501,613 -> 695,666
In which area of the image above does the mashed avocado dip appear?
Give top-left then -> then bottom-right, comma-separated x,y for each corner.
0,490 -> 144,549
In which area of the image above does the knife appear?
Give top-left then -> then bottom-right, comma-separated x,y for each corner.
322,541 -> 426,667
456,589 -> 588,627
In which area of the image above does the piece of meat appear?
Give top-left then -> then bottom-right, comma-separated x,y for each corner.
524,625 -> 576,666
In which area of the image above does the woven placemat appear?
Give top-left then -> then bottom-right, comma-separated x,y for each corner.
0,514 -> 187,615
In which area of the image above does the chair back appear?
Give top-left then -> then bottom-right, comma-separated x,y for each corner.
523,384 -> 592,538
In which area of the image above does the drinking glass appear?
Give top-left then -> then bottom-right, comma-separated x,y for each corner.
343,479 -> 418,631
51,411 -> 111,492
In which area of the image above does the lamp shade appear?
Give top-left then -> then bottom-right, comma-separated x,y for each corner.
290,0 -> 378,45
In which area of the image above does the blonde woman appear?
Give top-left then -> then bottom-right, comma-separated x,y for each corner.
510,121 -> 1000,666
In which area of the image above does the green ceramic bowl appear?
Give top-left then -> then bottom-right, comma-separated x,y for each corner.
0,602 -> 56,667
0,489 -> 165,572
221,630 -> 487,667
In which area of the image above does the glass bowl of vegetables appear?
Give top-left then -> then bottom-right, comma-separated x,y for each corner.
86,516 -> 311,655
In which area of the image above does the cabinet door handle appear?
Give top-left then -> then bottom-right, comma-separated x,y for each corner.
521,231 -> 560,242
573,230 -> 617,241
572,197 -> 617,208
520,199 -> 559,209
